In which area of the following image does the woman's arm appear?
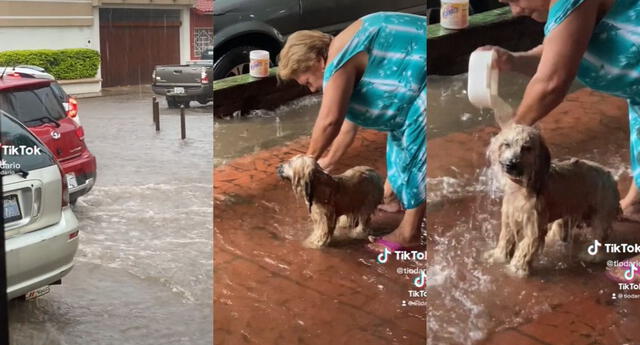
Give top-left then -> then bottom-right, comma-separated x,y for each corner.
317,120 -> 359,172
511,45 -> 543,77
514,1 -> 600,126
306,61 -> 357,159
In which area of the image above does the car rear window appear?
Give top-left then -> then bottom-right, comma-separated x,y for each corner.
1,111 -> 56,174
0,85 -> 66,126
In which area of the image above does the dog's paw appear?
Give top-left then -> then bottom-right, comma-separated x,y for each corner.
303,236 -> 330,249
484,249 -> 508,264
507,263 -> 530,278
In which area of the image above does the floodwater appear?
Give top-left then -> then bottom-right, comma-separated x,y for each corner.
8,87 -> 213,345
427,75 -> 640,344
213,94 -> 321,167
213,96 -> 426,344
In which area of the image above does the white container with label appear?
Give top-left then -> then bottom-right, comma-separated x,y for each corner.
440,0 -> 470,30
249,50 -> 270,78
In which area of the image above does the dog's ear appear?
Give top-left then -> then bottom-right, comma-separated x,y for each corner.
531,134 -> 551,193
304,179 -> 314,213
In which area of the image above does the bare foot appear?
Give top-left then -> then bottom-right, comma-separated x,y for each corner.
620,198 -> 640,223
367,229 -> 420,253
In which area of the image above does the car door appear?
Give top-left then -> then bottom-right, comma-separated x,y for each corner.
299,0 -> 427,35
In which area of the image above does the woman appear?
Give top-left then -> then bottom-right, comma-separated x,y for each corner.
277,12 -> 427,252
479,0 -> 640,219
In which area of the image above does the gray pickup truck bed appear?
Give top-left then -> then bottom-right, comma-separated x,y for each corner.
152,60 -> 213,108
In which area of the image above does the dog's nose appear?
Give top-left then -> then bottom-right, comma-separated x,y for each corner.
504,159 -> 521,174
276,164 -> 284,178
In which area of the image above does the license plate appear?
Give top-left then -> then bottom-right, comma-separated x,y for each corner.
3,194 -> 22,223
173,87 -> 185,94
66,173 -> 78,189
24,286 -> 50,301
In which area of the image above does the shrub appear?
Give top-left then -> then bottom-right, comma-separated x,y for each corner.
0,48 -> 100,80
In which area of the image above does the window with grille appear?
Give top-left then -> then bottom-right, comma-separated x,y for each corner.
194,28 -> 213,59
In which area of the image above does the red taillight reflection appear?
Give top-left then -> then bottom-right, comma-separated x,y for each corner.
68,231 -> 79,240
67,97 -> 78,118
75,126 -> 85,140
6,72 -> 22,78
201,68 -> 208,84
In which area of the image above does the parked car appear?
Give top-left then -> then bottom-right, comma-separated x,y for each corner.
0,65 -> 81,125
151,48 -> 213,108
213,0 -> 430,79
0,75 -> 96,205
2,110 -> 80,300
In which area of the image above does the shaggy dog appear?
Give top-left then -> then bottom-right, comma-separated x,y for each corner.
277,155 -> 383,248
484,125 -> 620,277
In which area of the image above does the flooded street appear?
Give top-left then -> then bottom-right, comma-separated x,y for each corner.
213,95 -> 320,167
8,87 -> 213,345
427,75 -> 640,344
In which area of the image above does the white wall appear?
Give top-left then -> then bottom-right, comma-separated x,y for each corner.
180,7 -> 191,64
0,26 -> 99,52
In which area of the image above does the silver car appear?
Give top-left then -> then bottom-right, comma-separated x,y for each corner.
2,110 -> 79,300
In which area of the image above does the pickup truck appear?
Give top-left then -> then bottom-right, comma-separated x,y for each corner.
151,49 -> 213,108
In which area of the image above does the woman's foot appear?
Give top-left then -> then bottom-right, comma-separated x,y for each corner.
367,203 -> 425,253
620,197 -> 640,223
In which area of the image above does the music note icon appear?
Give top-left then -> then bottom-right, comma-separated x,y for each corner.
414,271 -> 427,288
624,263 -> 638,281
377,248 -> 390,264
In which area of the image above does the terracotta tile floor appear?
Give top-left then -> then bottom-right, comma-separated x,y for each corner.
214,129 -> 426,345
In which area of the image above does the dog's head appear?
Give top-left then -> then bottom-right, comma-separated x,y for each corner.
488,124 -> 550,192
277,155 -> 319,212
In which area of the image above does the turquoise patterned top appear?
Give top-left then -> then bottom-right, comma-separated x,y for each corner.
544,0 -> 640,103
322,12 -> 427,132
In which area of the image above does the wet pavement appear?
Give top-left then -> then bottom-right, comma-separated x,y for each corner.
8,86 -> 213,345
214,123 -> 426,344
427,87 -> 640,345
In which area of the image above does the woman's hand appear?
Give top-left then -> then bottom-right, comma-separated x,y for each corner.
317,157 -> 335,173
475,45 -> 516,72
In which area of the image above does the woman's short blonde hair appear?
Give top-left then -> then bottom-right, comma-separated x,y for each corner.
277,30 -> 332,81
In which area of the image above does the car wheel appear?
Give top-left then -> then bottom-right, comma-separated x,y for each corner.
197,97 -> 210,105
214,46 -> 265,80
182,99 -> 191,108
166,96 -> 179,109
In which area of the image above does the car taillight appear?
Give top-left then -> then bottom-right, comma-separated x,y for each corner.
201,67 -> 208,84
56,162 -> 69,208
75,126 -> 85,140
67,97 -> 78,118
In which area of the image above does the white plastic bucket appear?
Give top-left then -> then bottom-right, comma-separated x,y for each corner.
468,50 -> 513,127
249,50 -> 270,78
440,0 -> 469,30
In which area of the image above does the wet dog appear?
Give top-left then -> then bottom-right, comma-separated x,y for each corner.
277,155 -> 383,248
485,125 -> 620,277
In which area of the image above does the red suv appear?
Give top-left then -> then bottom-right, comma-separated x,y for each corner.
0,76 -> 96,205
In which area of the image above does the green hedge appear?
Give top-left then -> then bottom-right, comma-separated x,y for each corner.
0,49 -> 100,80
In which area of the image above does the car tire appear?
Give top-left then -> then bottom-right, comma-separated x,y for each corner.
166,96 -> 179,109
182,99 -> 191,108
197,97 -> 210,105
214,46 -> 264,80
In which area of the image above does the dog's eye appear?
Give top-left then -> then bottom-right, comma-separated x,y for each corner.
501,142 -> 511,149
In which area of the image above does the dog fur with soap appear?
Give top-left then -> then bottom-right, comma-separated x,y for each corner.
485,125 -> 620,277
277,155 -> 383,248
